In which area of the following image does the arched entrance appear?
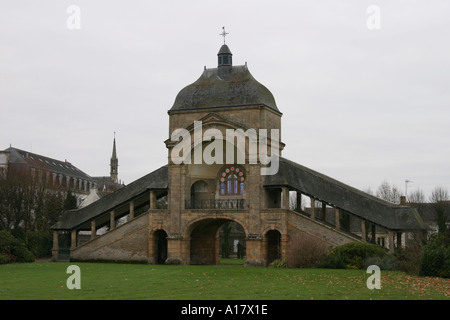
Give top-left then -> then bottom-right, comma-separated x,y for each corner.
266,230 -> 281,264
154,230 -> 168,264
188,218 -> 246,265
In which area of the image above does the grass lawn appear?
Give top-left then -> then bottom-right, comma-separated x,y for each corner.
0,261 -> 449,300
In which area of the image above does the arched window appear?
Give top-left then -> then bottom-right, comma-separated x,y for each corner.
219,166 -> 245,196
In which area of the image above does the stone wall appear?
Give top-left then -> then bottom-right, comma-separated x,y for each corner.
71,213 -> 149,262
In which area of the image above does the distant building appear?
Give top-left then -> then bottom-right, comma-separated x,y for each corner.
0,136 -> 123,203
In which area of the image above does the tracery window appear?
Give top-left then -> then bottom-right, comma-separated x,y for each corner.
219,166 -> 245,196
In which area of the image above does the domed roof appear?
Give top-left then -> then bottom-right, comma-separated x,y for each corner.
169,64 -> 279,113
218,44 -> 232,55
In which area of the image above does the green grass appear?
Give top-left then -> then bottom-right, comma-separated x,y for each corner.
219,258 -> 245,265
0,262 -> 449,300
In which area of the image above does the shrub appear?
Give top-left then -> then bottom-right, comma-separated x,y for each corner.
270,259 -> 287,268
365,254 -> 401,271
321,242 -> 386,269
420,234 -> 450,278
287,233 -> 329,268
0,230 -> 35,264
395,241 -> 424,275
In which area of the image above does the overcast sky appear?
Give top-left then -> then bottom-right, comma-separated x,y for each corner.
1,0 -> 449,199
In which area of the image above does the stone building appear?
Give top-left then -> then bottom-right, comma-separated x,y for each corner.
0,147 -> 96,197
0,135 -> 122,202
51,42 -> 426,265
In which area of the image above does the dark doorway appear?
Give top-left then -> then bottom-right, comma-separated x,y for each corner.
266,230 -> 281,264
155,230 -> 168,264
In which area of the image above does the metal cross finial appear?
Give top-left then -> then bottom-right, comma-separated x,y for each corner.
220,26 -> 229,44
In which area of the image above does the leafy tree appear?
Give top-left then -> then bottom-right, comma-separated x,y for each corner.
0,165 -> 68,258
63,189 -> 78,210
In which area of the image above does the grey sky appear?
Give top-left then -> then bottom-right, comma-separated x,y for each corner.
1,1 -> 449,199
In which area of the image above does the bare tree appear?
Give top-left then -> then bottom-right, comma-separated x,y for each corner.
408,188 -> 426,204
429,186 -> 449,203
429,186 -> 449,234
376,180 -> 402,204
363,187 -> 374,196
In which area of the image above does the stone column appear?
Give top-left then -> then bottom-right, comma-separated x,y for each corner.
310,197 -> 316,219
361,219 -> 367,242
335,208 -> 341,230
397,232 -> 402,248
90,220 -> 96,240
129,200 -> 135,220
150,191 -> 157,209
281,187 -> 289,209
280,234 -> 288,262
58,174 -> 63,187
71,230 -> 77,249
296,191 -> 302,211
110,210 -> 115,230
245,234 -> 264,266
321,202 -> 326,221
371,224 -> 376,243
388,231 -> 395,254
51,231 -> 59,261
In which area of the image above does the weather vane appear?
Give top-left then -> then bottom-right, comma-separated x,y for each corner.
220,26 -> 229,44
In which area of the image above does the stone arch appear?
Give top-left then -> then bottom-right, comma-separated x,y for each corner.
190,180 -> 209,206
151,229 -> 168,264
265,229 -> 282,264
185,217 -> 248,265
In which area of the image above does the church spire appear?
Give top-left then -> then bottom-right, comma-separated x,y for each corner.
110,132 -> 118,184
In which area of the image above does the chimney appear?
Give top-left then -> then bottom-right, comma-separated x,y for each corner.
400,196 -> 407,205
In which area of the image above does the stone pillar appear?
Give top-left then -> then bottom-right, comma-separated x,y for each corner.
165,233 -> 185,265
335,208 -> 341,230
321,202 -> 326,221
245,234 -> 264,266
71,230 -> 77,249
66,176 -> 71,189
397,232 -> 402,248
110,210 -> 115,230
361,219 -> 367,242
51,231 -> 59,261
281,187 -> 289,209
280,234 -> 288,261
58,174 -> 63,187
310,197 -> 316,219
296,191 -> 302,211
150,191 -> 157,209
371,224 -> 376,243
129,200 -> 135,220
388,231 -> 395,254
90,220 -> 96,240
52,172 -> 58,186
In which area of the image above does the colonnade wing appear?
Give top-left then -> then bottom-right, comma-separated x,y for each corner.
264,157 -> 426,232
51,165 -> 168,232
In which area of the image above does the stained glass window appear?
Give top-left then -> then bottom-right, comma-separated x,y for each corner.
219,166 -> 245,195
